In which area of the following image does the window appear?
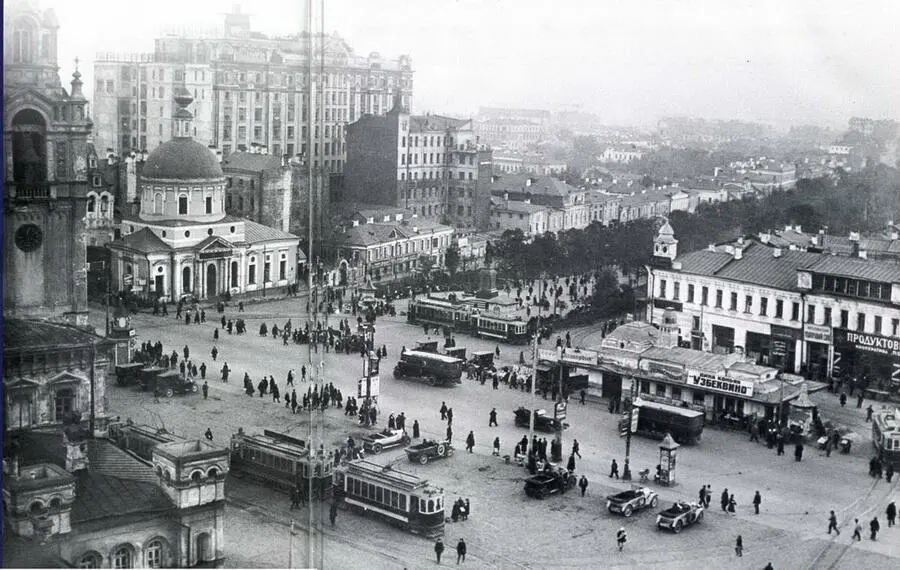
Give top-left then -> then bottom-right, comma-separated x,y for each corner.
687,284 -> 695,303
840,310 -> 849,328
857,313 -> 866,331
55,389 -> 75,420
729,292 -> 738,311
113,546 -> 132,569
655,383 -> 666,397
79,553 -> 102,569
823,307 -> 832,326
639,380 -> 650,394
892,318 -> 899,336
671,387 -> 682,401
760,297 -> 768,317
875,315 -> 882,334
807,305 -> 816,324
792,302 -> 800,321
205,196 -> 213,214
248,259 -> 256,285
701,286 -> 708,306
264,260 -> 271,282
659,279 -> 667,299
715,289 -> 723,308
87,196 -> 96,213
178,195 -> 188,215
744,295 -> 753,313
279,259 -> 286,280
673,282 -> 680,300
692,391 -> 705,405
146,541 -> 163,568
775,299 -> 784,319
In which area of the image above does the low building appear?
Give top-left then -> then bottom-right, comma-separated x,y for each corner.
489,198 -> 550,236
599,146 -> 645,164
490,174 -> 589,233
221,150 -> 293,233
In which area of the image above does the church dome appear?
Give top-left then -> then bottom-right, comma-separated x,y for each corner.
143,138 -> 223,181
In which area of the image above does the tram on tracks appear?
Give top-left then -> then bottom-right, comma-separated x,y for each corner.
333,459 -> 445,537
474,313 -> 530,344
872,407 -> 900,468
407,295 -> 475,332
229,428 -> 334,497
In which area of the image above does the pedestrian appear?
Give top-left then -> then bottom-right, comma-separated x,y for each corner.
211,346 -> 218,361
752,490 -> 761,515
704,484 -> 712,508
866,405 -> 874,422
870,516 -> 880,540
572,439 -> 581,459
699,485 -> 707,506
794,441 -> 804,462
447,408 -> 454,425
609,459 -> 619,479
446,425 -> 453,443
413,420 -> 420,439
492,437 -> 501,456
580,389 -> 586,405
213,328 -> 219,340
828,510 -> 840,535
886,463 -> 894,483
776,435 -> 785,456
464,499 -> 470,520
202,381 -> 209,400
840,392 -> 847,407
220,362 -> 229,382
727,494 -> 736,514
579,475 -> 588,496
721,488 -> 730,512
495,345 -> 500,358
434,538 -> 444,564
857,392 -> 864,408
466,431 -> 475,453
488,408 -> 498,427
205,428 -> 213,441
852,518 -> 862,541
290,487 -> 301,510
887,501 -> 897,527
567,454 -> 576,473
616,527 -> 627,551
456,539 -> 466,564
199,362 -> 207,380
440,401 -> 448,421
735,535 -> 743,557
238,301 -> 244,312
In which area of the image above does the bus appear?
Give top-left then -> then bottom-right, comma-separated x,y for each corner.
393,350 -> 463,386
871,407 -> 900,468
622,399 -> 705,445
230,428 -> 334,497
474,313 -> 529,344
333,459 -> 445,537
407,295 -> 475,332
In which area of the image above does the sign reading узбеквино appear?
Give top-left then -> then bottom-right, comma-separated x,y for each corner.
688,373 -> 755,397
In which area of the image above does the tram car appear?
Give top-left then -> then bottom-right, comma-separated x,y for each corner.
407,295 -> 476,332
230,428 -> 334,496
872,407 -> 900,468
108,421 -> 183,461
474,313 -> 529,344
333,459 -> 445,538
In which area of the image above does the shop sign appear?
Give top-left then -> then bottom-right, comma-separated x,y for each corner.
804,324 -> 833,344
646,361 -> 685,381
562,348 -> 598,366
538,348 -> 560,362
554,400 -> 567,421
771,338 -> 788,358
688,372 -> 755,397
653,298 -> 683,311
835,329 -> 900,358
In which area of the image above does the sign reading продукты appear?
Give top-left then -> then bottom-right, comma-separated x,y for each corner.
687,373 -> 755,397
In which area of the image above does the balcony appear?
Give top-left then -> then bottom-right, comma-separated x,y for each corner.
5,181 -> 84,201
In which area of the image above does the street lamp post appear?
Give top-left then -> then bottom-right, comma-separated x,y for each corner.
622,376 -> 638,481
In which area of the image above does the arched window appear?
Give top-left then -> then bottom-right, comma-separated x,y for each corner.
207,467 -> 219,479
29,501 -> 45,515
230,261 -> 238,288
49,497 -> 62,510
100,195 -> 109,214
112,546 -> 133,569
87,195 -> 96,213
78,552 -> 102,569
146,540 -> 163,568
182,267 -> 191,293
153,193 -> 163,214
191,471 -> 202,484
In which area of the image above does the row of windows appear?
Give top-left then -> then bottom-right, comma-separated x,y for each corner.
638,381 -> 703,406
401,135 -> 451,149
348,477 -> 408,511
812,274 -> 893,302
78,540 -> 165,569
477,317 -> 526,334
404,187 -> 445,200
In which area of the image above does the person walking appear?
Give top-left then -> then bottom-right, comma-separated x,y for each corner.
721,488 -> 730,512
413,420 -> 420,439
609,459 -> 619,479
492,437 -> 501,456
866,404 -> 874,422
434,538 -> 445,564
840,392 -> 847,407
579,475 -> 588,496
852,518 -> 862,541
870,516 -> 880,540
794,441 -> 804,462
202,381 -> 209,400
753,491 -> 762,515
735,535 -> 743,557
704,484 -> 712,508
446,425 -> 453,443
466,431 -> 475,453
727,494 -> 737,514
567,454 -> 576,473
616,527 -> 627,551
211,346 -> 218,361
205,428 -> 213,441
828,510 -> 840,535
447,408 -> 454,425
489,408 -> 498,427
699,485 -> 707,507
887,501 -> 897,527
440,401 -> 448,421
572,439 -> 581,459
199,362 -> 207,380
886,463 -> 895,483
456,539 -> 467,564
857,391 -> 865,408
220,362 -> 229,382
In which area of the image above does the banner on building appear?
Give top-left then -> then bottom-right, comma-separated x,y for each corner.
834,329 -> 900,359
688,372 -> 755,397
538,348 -> 560,362
804,324 -> 833,344
562,348 -> 598,366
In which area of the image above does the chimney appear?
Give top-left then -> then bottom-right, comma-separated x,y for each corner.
784,224 -> 793,232
525,178 -> 532,187
707,244 -> 717,252
859,250 -> 868,259
773,248 -> 782,258
734,247 -> 743,260
759,232 -> 770,244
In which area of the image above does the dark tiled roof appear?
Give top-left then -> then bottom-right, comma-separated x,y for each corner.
221,151 -> 284,172
808,255 -> 900,283
143,138 -> 224,181
491,173 -> 578,197
674,249 -> 734,275
109,227 -> 172,253
714,245 -> 820,290
410,114 -> 469,131
244,219 -> 301,245
72,471 -> 172,523
330,224 -> 408,247
492,200 -> 547,214
4,320 -> 100,351
87,439 -> 160,483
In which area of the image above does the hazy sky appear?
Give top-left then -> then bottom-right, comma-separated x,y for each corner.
20,0 -> 900,129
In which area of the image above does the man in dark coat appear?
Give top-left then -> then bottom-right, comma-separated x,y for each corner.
446,425 -> 453,443
721,488 -> 730,512
579,475 -> 588,496
456,539 -> 467,564
753,491 -> 762,515
488,408 -> 498,427
440,401 -> 448,420
609,459 -> 619,479
870,516 -> 880,540
202,381 -> 209,400
434,538 -> 444,564
466,431 -> 475,453
567,454 -> 576,472
412,420 -> 420,439
795,441 -> 804,462
886,501 -> 897,527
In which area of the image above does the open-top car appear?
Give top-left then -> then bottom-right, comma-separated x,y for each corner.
523,468 -> 575,499
404,439 -> 453,464
656,501 -> 704,533
606,486 -> 659,517
513,407 -> 568,432
362,428 -> 411,454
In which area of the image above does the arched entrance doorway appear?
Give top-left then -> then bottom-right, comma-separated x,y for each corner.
206,264 -> 217,298
195,532 -> 212,564
182,267 -> 191,294
11,109 -> 47,183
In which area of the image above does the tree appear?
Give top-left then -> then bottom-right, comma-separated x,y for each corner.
444,244 -> 461,276
417,255 -> 435,281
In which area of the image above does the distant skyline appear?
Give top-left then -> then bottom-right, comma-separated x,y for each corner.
13,0 -> 900,130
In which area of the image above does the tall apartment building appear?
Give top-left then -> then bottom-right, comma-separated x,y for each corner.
92,6 -> 413,175
343,95 -> 493,229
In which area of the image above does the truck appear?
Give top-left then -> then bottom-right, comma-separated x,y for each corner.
619,398 -> 705,444
393,350 -> 463,386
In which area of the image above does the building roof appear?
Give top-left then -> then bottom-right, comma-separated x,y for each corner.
410,114 -> 469,132
807,254 -> 900,283
642,346 -> 738,371
491,173 -> 579,197
111,227 -> 172,253
3,320 -> 101,352
221,151 -> 284,172
143,138 -> 224,181
491,199 -> 547,214
329,220 -> 451,248
72,470 -> 172,523
243,219 -> 301,245
675,242 -> 822,291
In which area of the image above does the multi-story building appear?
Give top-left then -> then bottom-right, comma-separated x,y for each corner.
646,224 -> 900,398
343,97 -> 493,228
92,6 -> 413,173
489,198 -> 551,236
489,173 -> 589,233
599,146 -> 645,164
221,149 -> 293,232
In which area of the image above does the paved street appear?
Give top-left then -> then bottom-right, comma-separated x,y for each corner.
99,297 -> 900,569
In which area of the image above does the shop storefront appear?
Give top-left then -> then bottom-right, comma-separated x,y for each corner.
770,325 -> 801,373
711,325 -> 735,354
804,324 -> 833,382
832,328 -> 900,397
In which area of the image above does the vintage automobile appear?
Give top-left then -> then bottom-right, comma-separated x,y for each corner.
154,370 -> 199,398
513,407 -> 568,432
362,428 -> 411,454
606,486 -> 659,517
656,501 -> 704,533
523,468 -> 575,499
404,439 -> 453,464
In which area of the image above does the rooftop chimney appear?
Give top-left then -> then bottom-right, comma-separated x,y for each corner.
773,248 -> 782,258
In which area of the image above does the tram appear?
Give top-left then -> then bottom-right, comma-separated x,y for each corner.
108,421 -> 182,461
333,459 -> 445,537
871,407 -> 900,468
407,295 -> 475,332
474,313 -> 529,344
229,428 -> 334,496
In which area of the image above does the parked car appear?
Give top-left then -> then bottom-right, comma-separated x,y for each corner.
363,428 -> 411,454
115,363 -> 145,387
513,407 -> 568,432
606,486 -> 659,517
656,501 -> 704,533
404,439 -> 453,464
523,468 -> 575,499
154,370 -> 198,398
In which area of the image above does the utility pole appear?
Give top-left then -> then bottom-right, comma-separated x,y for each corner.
552,344 -> 564,462
622,376 -> 638,481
